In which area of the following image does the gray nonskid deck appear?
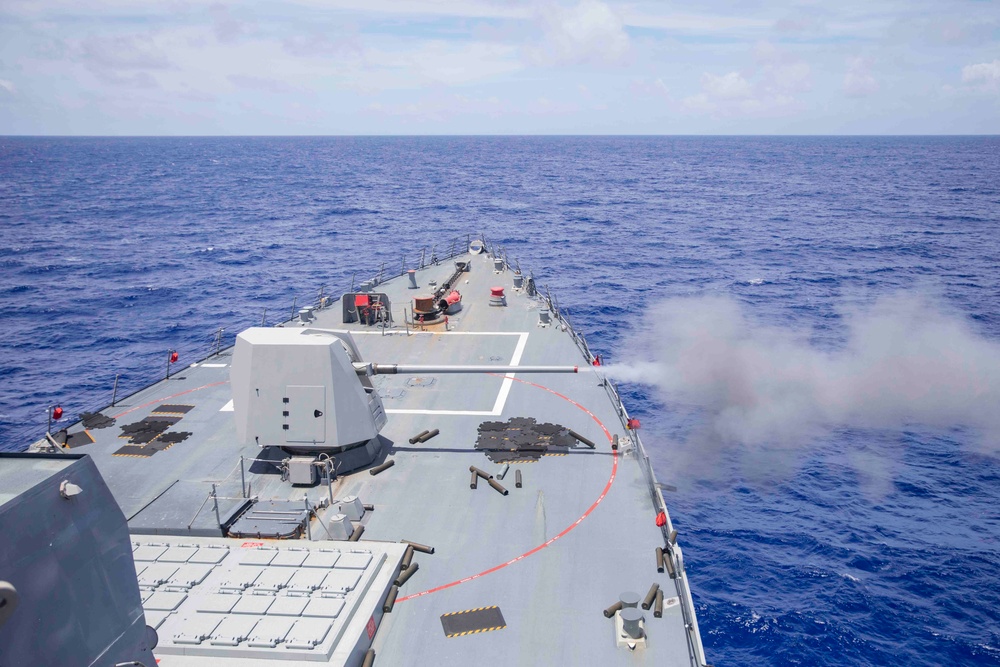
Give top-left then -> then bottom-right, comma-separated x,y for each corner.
45,249 -> 704,665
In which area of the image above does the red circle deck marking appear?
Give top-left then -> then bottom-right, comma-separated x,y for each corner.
397,376 -> 619,603
110,381 -> 228,419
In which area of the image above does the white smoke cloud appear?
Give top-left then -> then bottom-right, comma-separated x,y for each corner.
606,294 -> 1000,462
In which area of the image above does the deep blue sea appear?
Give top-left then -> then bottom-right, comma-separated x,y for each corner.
2,136 -> 999,665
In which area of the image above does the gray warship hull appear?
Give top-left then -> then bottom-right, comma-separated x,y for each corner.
1,241 -> 707,666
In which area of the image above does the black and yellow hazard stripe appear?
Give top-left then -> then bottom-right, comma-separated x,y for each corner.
440,605 -> 507,638
444,625 -> 506,638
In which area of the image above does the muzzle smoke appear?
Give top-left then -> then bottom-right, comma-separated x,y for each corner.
603,294 -> 1000,458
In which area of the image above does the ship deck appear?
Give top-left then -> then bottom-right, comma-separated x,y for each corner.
49,249 -> 705,666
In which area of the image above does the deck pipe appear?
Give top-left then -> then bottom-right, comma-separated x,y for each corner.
369,460 -> 395,476
383,586 -> 399,613
394,562 -> 419,587
469,465 -> 492,480
612,434 -> 619,451
488,478 -> 509,496
642,583 -> 660,610
349,525 -> 365,542
603,601 -> 623,618
470,471 -> 478,489
497,464 -> 510,480
668,529 -> 678,545
362,649 -> 375,667
515,469 -> 522,488
405,540 -> 435,554
568,429 -> 596,449
653,589 -> 664,618
363,503 -> 375,511
408,430 -> 429,444
655,547 -> 665,573
417,428 -> 439,443
400,545 -> 414,571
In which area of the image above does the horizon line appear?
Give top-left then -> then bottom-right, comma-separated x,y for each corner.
3,133 -> 999,139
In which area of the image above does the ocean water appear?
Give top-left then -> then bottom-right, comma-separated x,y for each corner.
2,136 -> 999,665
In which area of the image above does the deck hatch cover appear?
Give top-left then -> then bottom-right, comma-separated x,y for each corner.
336,552 -> 372,569
285,618 -> 333,649
247,617 -> 294,648
303,598 -> 345,618
440,606 -> 507,638
210,615 -> 258,646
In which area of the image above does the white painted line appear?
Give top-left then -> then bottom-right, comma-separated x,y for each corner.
385,408 -> 497,416
384,332 -> 530,417
201,363 -> 228,368
220,399 -> 234,412
346,330 -> 526,336
491,332 -> 528,415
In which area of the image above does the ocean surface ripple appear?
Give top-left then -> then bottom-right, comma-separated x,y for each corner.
2,136 -> 999,666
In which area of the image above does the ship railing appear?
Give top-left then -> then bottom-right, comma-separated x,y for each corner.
540,289 -> 708,667
12,234 -> 484,453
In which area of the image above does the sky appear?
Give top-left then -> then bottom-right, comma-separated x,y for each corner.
0,0 -> 998,135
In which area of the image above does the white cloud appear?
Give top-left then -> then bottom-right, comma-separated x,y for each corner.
754,41 -> 811,94
529,0 -> 630,67
0,79 -> 16,95
390,40 -> 522,86
768,62 -> 812,93
961,60 -> 1000,93
682,42 -> 810,118
702,71 -> 752,99
844,56 -> 879,98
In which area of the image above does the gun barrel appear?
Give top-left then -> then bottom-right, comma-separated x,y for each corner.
371,364 -> 578,375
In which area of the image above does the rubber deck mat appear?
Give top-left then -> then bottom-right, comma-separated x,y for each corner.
154,431 -> 191,444
475,417 -> 575,463
151,404 -> 194,415
65,430 -> 95,449
113,445 -> 156,458
80,412 -> 115,429
139,415 -> 182,425
119,416 -> 185,444
440,606 -> 506,638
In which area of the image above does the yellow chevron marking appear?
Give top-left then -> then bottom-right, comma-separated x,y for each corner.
442,605 -> 498,617
445,625 -> 507,638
